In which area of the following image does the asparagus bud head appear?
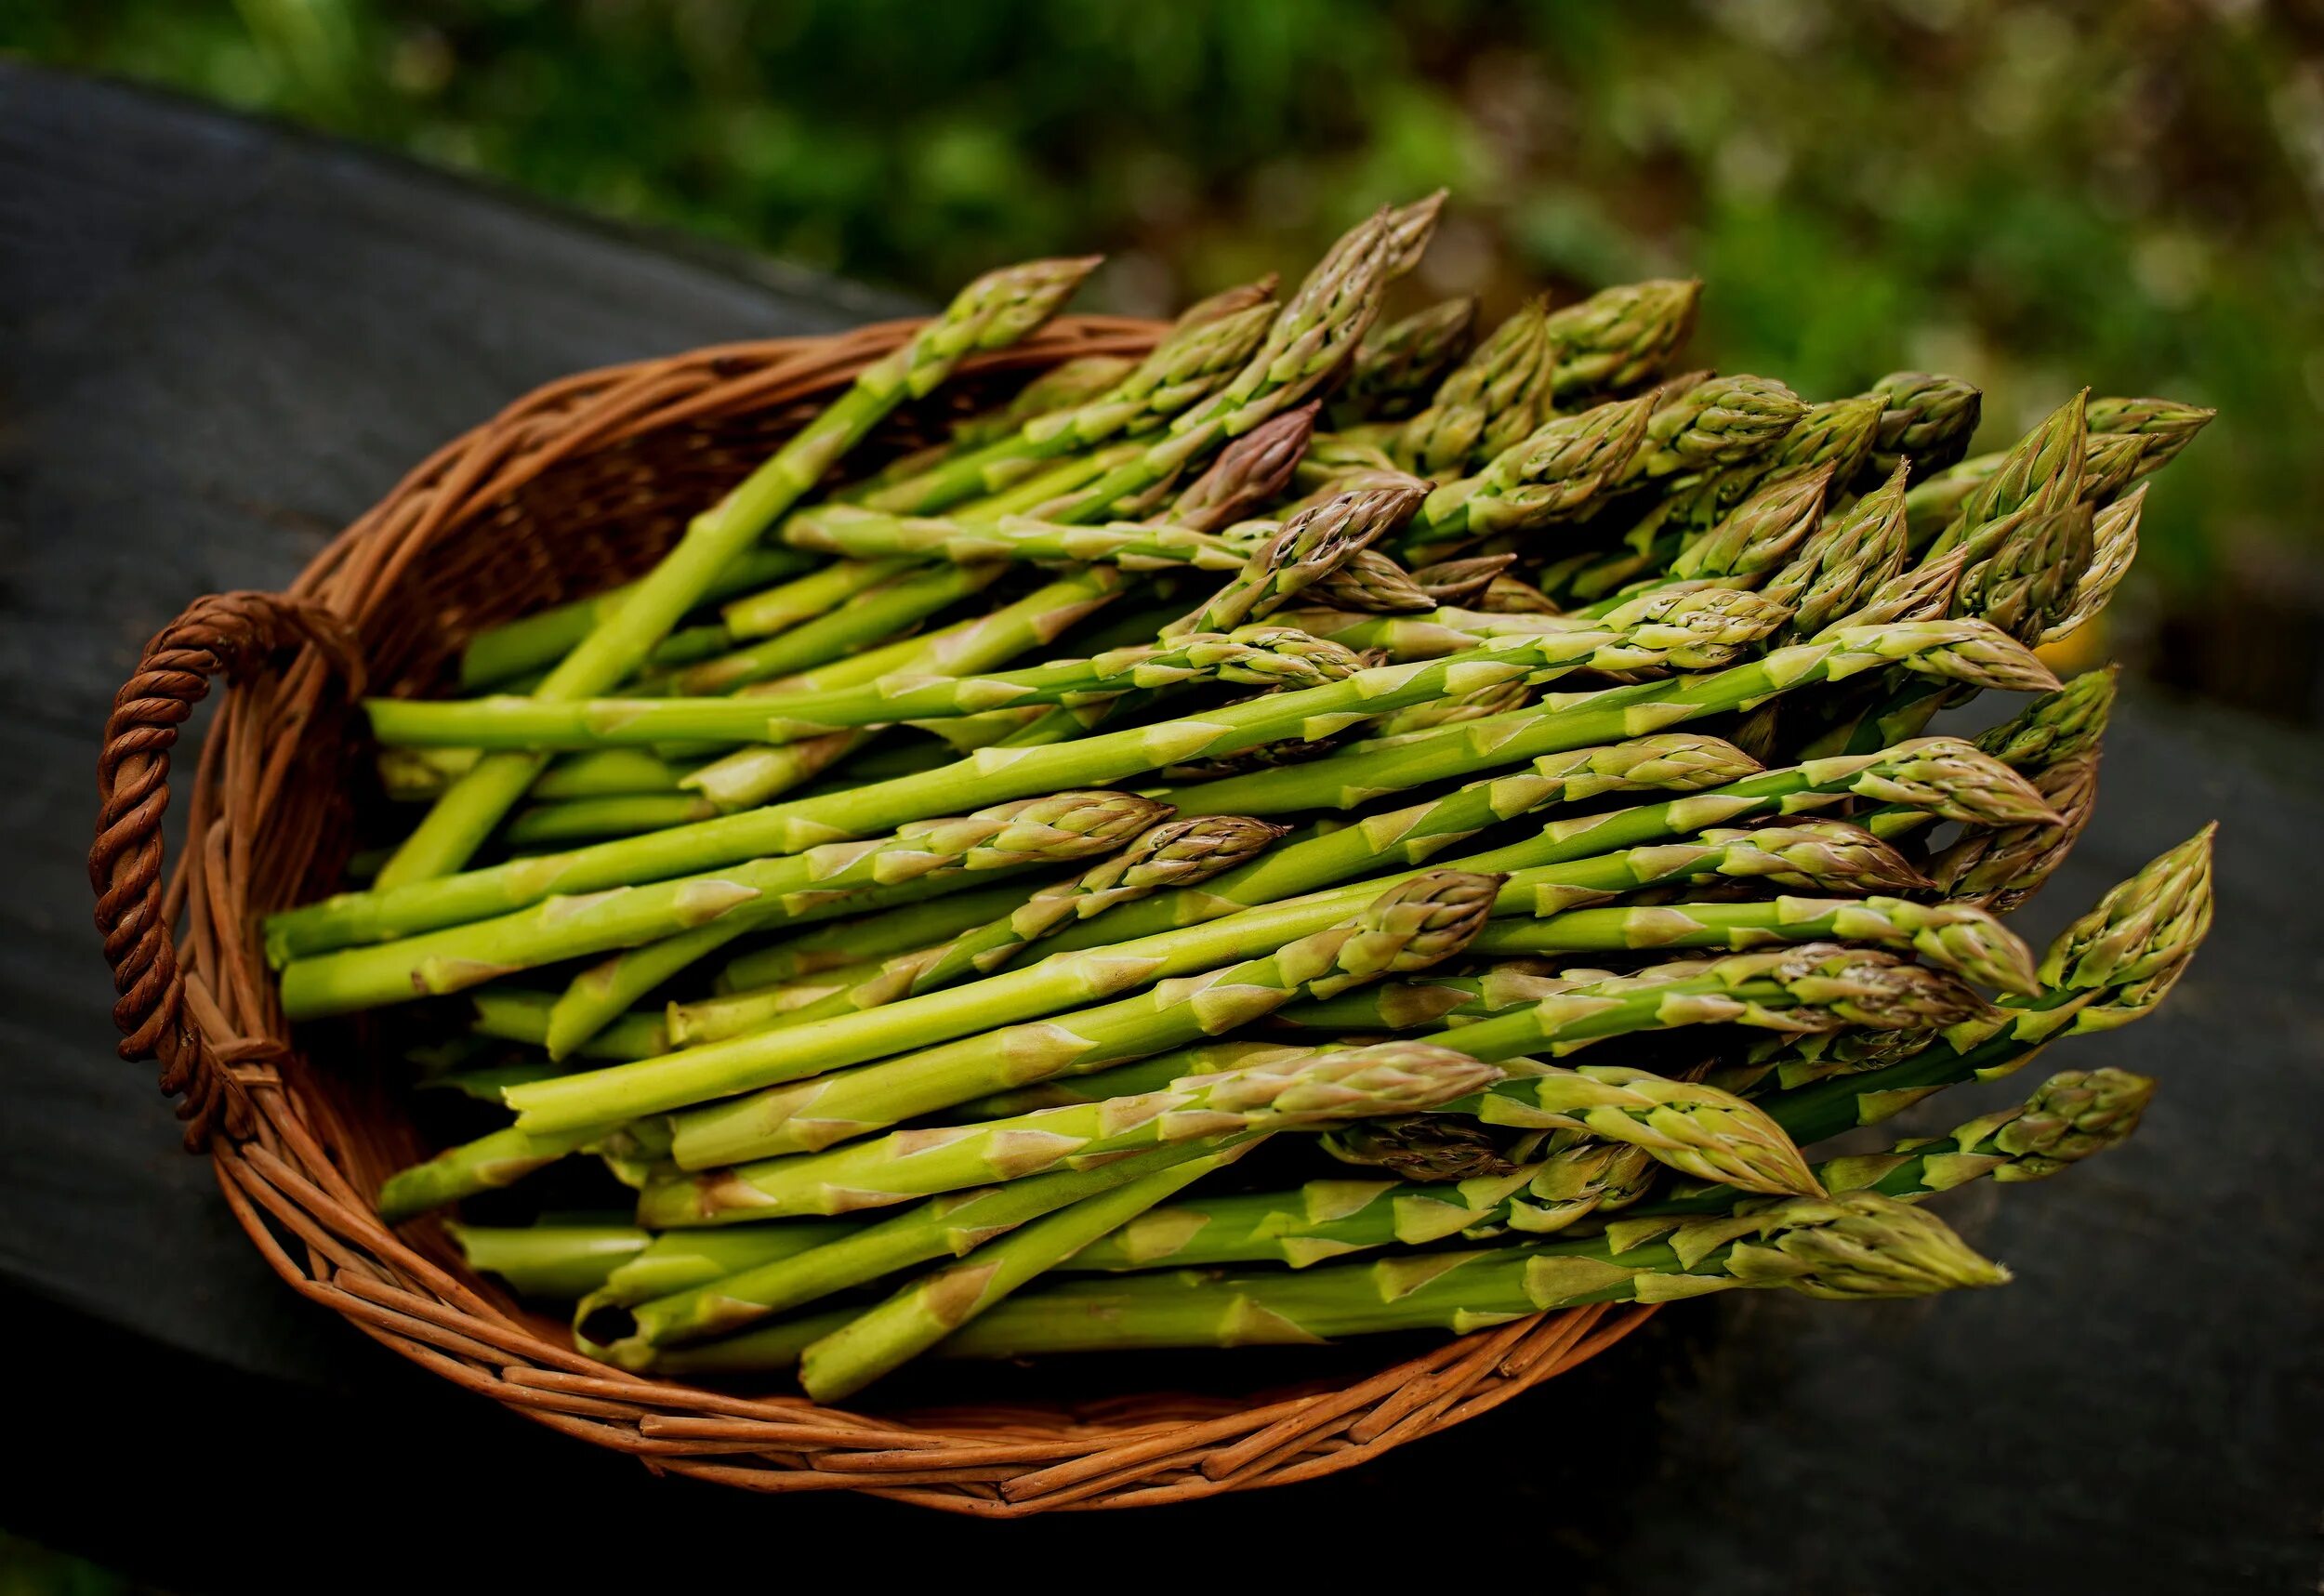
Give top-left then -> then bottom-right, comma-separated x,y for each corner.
1713,1191 -> 2012,1300
1986,1067 -> 2157,1181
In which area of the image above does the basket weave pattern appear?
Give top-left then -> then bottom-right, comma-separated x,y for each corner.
87,314 -> 1654,1512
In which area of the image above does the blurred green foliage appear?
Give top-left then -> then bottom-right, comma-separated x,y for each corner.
5,0 -> 2320,600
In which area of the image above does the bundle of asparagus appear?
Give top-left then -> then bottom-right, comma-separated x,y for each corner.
272,196 -> 2217,1406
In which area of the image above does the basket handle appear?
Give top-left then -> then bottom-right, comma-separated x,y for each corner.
91,590 -> 364,1145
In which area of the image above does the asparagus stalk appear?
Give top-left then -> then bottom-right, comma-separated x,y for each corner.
376,256 -> 1097,890
446,1221 -> 649,1299
778,505 -> 1259,570
713,877 -> 1046,992
1632,1065 -> 2155,1229
1394,297 -> 1555,476
1160,402 -> 1321,532
641,1035 -> 1504,1225
1071,1133 -> 1656,1271
469,987 -> 668,1060
839,352 -> 1141,495
678,567 -> 1132,815
1167,613 -> 2053,818
1408,554 -> 1517,607
795,1141 -> 1260,1400
1466,891 -> 2042,995
1754,828 -> 2213,1144
706,814 -> 1289,1037
280,790 -> 1169,1018
1427,943 -> 1995,1073
1859,372 -> 1982,484
653,1191 -> 2001,1372
1162,481 -> 1425,638
852,297 -> 1276,517
1760,461 -> 1911,640
1628,373 -> 1807,481
1929,750 -> 2099,913
2041,485 -> 2145,646
1398,392 -> 1657,556
275,600 -> 2044,966
363,627 -> 1365,750
1539,278 -> 1702,400
657,868 -> 1503,1170
1034,202 -> 1429,526
456,547 -> 812,692
586,1139 -> 1248,1365
905,814 -> 1289,992
2084,394 -> 2217,472
1304,549 -> 1439,614
1336,295 -> 1479,426
579,1220 -> 862,1312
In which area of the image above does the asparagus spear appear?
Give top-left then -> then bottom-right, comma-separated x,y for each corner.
1167,612 -> 2052,818
1160,481 -> 1426,639
1929,750 -> 2099,913
905,814 -> 1289,991
1406,553 -> 1516,607
280,790 -> 1169,1018
839,352 -> 1141,495
1397,392 -> 1657,555
1475,573 -> 1563,613
853,297 -> 1276,517
1628,373 -> 1807,481
456,547 -> 812,692
1303,549 -> 1438,614
1539,278 -> 1703,400
1634,1066 -> 2155,1231
1159,402 -> 1321,531
1394,297 -> 1555,476
796,1142 -> 1262,1400
1666,462 -> 1835,584
1466,892 -> 2042,995
1755,828 -> 2213,1144
446,1221 -> 649,1299
278,600 -> 2040,966
1066,1064 -> 2147,1275
1929,390 -> 2088,559
587,1139 -> 1247,1364
363,627 -> 1365,750
1035,203 -> 1428,525
2084,394 -> 2217,473
710,814 -> 1290,1037
713,876 -> 1067,992
375,256 -> 1097,890
640,1034 -> 1503,1224
778,505 -> 1260,570
1760,461 -> 1911,640
1321,1114 -> 1535,1181
1336,296 -> 1479,425
578,1221 -> 861,1312
653,1191 -> 2001,1372
1425,943 -> 1995,1074
1860,372 -> 1982,484
657,868 -> 1502,1170
2041,485 -> 2145,645
469,988 -> 668,1060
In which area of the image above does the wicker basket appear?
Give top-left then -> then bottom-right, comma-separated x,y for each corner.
88,313 -> 1655,1513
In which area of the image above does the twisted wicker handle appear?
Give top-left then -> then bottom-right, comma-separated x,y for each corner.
92,590 -> 364,1144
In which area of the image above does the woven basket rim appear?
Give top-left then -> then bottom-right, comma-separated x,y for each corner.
88,311 -> 1655,1513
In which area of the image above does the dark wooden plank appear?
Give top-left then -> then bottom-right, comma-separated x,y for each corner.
1,61 -> 2317,1592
